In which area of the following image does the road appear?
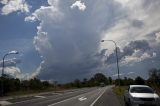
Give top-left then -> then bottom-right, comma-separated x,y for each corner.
0,86 -> 122,106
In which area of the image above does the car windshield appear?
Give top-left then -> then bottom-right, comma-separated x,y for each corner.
130,87 -> 154,93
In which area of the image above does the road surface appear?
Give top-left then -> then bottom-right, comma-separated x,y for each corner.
0,86 -> 122,106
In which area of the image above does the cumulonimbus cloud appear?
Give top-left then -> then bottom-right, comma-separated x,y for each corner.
28,0 -> 124,82
25,0 -> 160,82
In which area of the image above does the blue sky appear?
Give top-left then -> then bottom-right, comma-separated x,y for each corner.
0,0 -> 44,74
0,0 -> 160,82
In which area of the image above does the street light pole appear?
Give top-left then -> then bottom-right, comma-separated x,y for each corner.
101,40 -> 120,86
1,51 -> 19,96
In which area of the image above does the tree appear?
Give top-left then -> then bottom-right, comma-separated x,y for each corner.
82,78 -> 88,87
148,68 -> 160,85
93,73 -> 108,85
29,78 -> 43,90
88,77 -> 96,87
108,77 -> 112,84
73,79 -> 81,88
42,81 -> 50,88
123,77 -> 128,85
21,80 -> 29,90
135,76 -> 145,85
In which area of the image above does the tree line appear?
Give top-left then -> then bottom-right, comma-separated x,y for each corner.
0,73 -> 111,96
114,68 -> 160,87
0,68 -> 160,96
0,74 -> 51,95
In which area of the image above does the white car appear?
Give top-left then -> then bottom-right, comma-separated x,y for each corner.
124,85 -> 160,106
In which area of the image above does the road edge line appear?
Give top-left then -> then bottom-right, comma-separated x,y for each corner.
90,87 -> 107,106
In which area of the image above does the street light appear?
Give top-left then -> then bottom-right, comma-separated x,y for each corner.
101,40 -> 120,86
1,50 -> 19,96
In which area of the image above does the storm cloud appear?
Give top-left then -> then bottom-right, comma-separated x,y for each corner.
23,0 -> 160,82
26,0 -> 125,82
105,40 -> 152,64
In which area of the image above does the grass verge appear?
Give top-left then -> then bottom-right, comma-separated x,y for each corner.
112,86 -> 127,106
150,85 -> 160,96
113,86 -> 126,96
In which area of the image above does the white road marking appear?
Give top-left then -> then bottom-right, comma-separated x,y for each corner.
90,87 -> 107,106
35,96 -> 46,98
48,88 -> 99,106
0,101 -> 12,105
48,94 -> 82,106
78,97 -> 87,101
11,89 -> 89,105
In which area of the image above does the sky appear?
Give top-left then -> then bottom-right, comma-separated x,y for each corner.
0,0 -> 160,82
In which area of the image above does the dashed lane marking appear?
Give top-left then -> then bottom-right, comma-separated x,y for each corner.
34,96 -> 46,98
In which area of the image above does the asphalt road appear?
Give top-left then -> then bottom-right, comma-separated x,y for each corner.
0,86 -> 122,106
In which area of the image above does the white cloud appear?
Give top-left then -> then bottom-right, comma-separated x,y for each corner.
70,0 -> 86,11
121,50 -> 154,65
4,66 -> 21,76
30,61 -> 44,78
103,0 -> 160,48
0,58 -> 30,79
112,72 -> 135,77
127,72 -> 134,75
0,0 -> 30,15
48,0 -> 59,7
0,58 -> 21,67
112,73 -> 123,77
25,15 -> 36,22
0,66 -> 29,80
25,3 -> 63,22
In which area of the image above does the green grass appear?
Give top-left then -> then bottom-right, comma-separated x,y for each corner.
112,86 -> 127,106
112,86 -> 126,96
